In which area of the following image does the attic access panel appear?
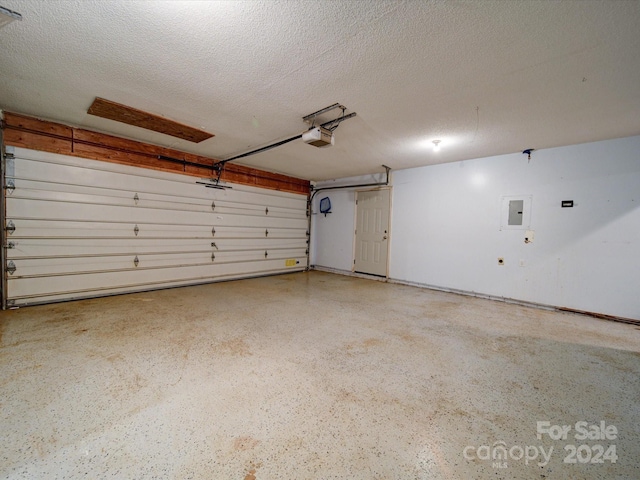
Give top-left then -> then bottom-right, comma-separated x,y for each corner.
87,97 -> 214,143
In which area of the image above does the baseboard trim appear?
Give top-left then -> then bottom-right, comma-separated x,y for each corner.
310,266 -> 639,326
310,265 -> 388,282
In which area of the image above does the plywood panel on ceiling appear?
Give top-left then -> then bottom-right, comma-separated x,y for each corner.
87,97 -> 214,143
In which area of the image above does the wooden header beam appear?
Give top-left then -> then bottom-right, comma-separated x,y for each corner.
2,111 -> 309,195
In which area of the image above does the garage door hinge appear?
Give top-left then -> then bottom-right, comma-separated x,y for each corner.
265,207 -> 269,215
4,242 -> 15,249
4,152 -> 14,160
134,193 -> 139,205
134,256 -> 139,267
211,201 -> 216,211
264,250 -> 268,258
212,226 -> 216,237
4,180 -> 15,195
134,225 -> 139,236
6,261 -> 16,275
265,229 -> 269,237
6,221 -> 15,235
211,252 -> 215,262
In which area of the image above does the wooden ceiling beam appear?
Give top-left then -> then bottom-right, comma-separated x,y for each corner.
87,97 -> 214,143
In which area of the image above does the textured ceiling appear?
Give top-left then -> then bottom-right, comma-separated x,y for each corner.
1,0 -> 639,181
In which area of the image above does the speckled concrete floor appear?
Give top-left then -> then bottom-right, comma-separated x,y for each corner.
1,271 -> 639,479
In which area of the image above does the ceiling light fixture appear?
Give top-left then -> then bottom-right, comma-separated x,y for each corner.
0,5 -> 22,28
432,140 -> 441,152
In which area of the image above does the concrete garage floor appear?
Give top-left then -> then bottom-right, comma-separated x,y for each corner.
0,271 -> 639,480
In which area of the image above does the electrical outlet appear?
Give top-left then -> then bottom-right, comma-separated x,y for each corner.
498,257 -> 505,266
525,229 -> 535,244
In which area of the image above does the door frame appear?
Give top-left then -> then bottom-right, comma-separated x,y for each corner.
1,132 -> 7,309
352,186 -> 392,278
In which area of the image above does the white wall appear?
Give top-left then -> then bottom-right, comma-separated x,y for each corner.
311,136 -> 640,320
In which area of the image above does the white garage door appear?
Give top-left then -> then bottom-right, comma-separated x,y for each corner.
2,147 -> 308,306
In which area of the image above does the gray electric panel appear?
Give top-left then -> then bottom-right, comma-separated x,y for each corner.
508,199 -> 524,226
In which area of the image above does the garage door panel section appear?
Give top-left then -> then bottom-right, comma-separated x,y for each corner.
11,249 -> 307,277
13,156 -> 306,210
7,198 -> 307,229
10,184 -> 307,218
8,258 -> 307,301
4,147 -> 309,305
8,237 -> 307,258
10,220 -> 305,240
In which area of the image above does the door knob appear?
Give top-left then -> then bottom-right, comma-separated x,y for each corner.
382,235 -> 388,240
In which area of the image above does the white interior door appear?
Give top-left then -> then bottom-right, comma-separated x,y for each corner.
354,189 -> 390,277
